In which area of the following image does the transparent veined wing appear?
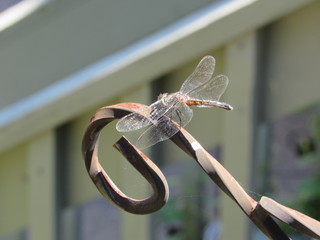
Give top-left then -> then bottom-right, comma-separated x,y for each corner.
187,74 -> 229,102
136,123 -> 171,149
135,104 -> 193,149
116,111 -> 152,132
179,56 -> 215,95
116,98 -> 175,132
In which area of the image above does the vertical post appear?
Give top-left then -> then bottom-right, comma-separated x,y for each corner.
28,130 -> 57,240
222,32 -> 258,240
120,84 -> 151,240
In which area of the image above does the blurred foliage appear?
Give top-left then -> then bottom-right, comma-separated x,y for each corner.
296,115 -> 320,220
156,165 -> 209,240
281,114 -> 320,236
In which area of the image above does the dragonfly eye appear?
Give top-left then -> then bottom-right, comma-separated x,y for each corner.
158,93 -> 168,101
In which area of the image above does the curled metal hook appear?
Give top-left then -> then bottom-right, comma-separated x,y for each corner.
82,103 -> 320,239
82,103 -> 168,214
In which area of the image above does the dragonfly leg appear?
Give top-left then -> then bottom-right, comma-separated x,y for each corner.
175,108 -> 183,129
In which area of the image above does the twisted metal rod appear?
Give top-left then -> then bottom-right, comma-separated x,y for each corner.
82,103 -> 320,239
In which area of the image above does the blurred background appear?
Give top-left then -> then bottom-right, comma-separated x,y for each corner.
0,0 -> 319,239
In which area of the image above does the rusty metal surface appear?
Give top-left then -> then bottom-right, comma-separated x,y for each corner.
82,103 -> 320,239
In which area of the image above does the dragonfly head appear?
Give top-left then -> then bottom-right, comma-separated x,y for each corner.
158,93 -> 168,103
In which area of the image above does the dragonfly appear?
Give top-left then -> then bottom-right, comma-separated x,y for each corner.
116,56 -> 233,149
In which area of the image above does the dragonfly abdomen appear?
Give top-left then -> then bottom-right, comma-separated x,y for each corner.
186,99 -> 233,110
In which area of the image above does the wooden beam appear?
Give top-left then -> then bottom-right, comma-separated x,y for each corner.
221,32 -> 258,240
28,131 -> 57,240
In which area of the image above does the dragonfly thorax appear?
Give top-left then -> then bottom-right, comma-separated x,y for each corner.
158,92 -> 189,106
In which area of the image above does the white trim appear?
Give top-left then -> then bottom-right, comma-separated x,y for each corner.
0,0 -> 314,152
0,0 -> 51,32
0,0 -> 256,127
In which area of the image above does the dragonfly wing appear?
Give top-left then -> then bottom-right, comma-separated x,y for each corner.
148,99 -> 172,121
116,111 -> 152,132
136,104 -> 193,149
180,56 -> 215,94
116,99 -> 173,132
136,115 -> 179,149
136,124 -> 172,149
187,74 -> 229,101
